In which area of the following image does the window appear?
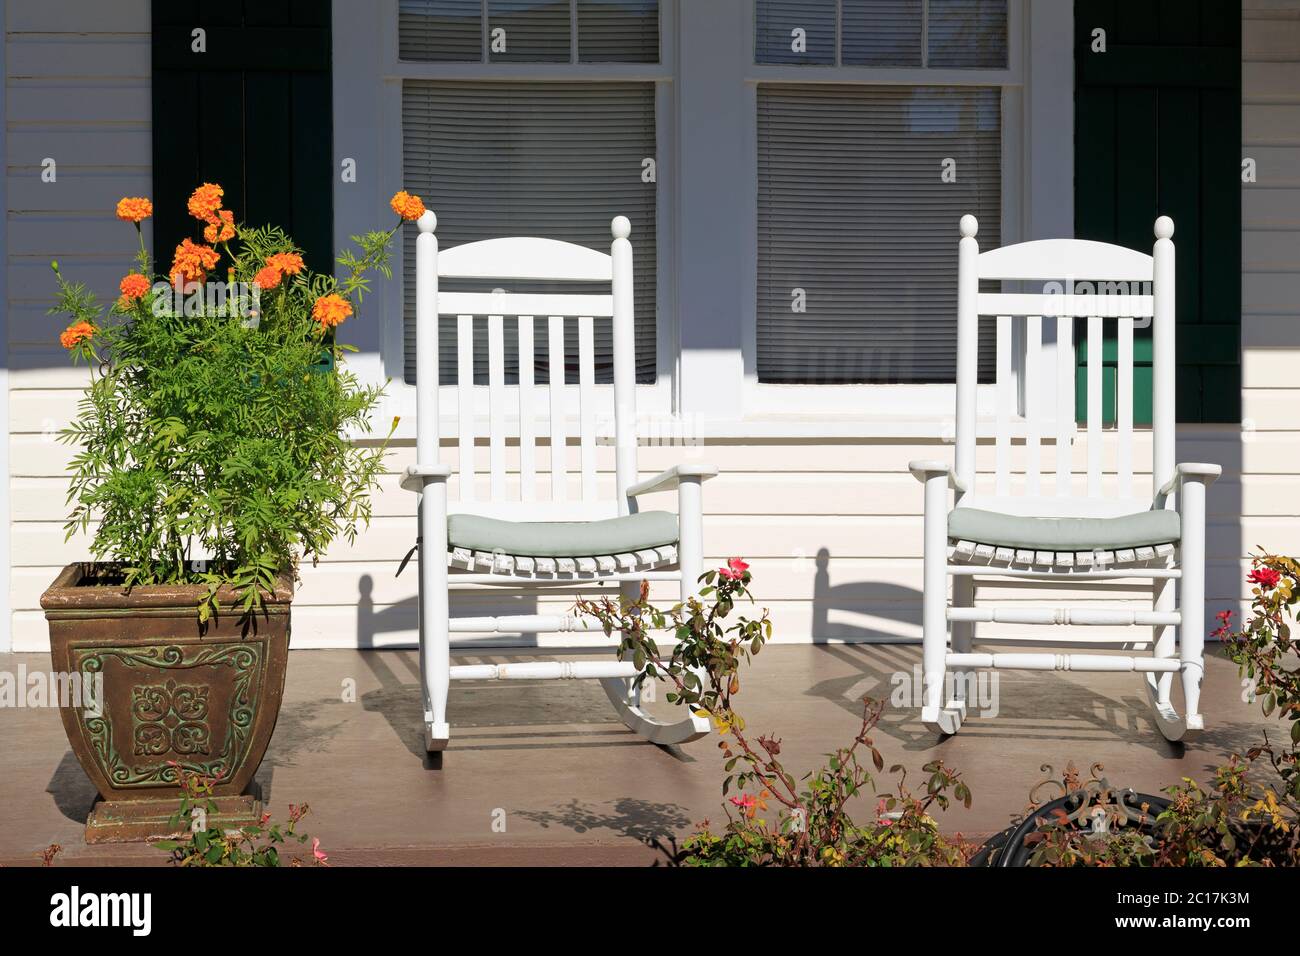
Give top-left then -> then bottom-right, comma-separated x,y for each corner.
401,82 -> 658,385
756,85 -> 1001,384
755,0 -> 1007,69
399,0 -> 660,63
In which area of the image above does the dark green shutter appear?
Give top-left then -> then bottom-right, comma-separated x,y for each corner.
1074,0 -> 1241,424
151,1 -> 333,275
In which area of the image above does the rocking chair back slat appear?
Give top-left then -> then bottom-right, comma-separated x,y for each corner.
995,314 -> 1012,496
1118,314 -> 1134,498
1024,314 -> 1042,495
548,314 -> 568,501
518,315 -> 536,501
1086,313 -> 1103,497
578,314 -> 598,500
1055,312 -> 1073,496
488,313 -> 506,499
957,215 -> 1169,508
457,314 -> 475,501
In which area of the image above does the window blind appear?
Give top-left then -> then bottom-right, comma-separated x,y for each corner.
488,0 -> 571,62
841,0 -> 923,66
928,0 -> 1007,68
755,0 -> 1007,68
577,1 -> 660,62
401,81 -> 658,386
399,0 -> 659,63
756,84 -> 1001,384
399,0 -> 482,62
754,0 -> 837,65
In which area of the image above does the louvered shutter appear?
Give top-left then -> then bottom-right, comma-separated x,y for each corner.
401,81 -> 657,385
756,84 -> 1001,384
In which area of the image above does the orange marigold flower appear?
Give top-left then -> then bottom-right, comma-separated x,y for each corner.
119,273 -> 152,301
116,197 -> 153,223
187,182 -> 225,222
311,293 -> 353,330
60,321 -> 96,350
252,265 -> 282,290
390,190 -> 426,221
169,237 -> 220,285
203,209 -> 236,244
266,251 -> 305,276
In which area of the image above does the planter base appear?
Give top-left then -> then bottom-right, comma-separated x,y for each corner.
86,793 -> 263,845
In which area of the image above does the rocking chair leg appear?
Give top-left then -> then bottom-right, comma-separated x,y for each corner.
920,471 -> 960,735
946,575 -> 974,724
1178,482 -> 1208,736
418,494 -> 451,752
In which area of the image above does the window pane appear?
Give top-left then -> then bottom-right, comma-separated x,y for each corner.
399,0 -> 482,62
755,0 -> 836,65
757,85 -> 1001,384
841,0 -> 922,67
928,0 -> 1007,68
402,82 -> 658,385
488,0 -> 571,62
578,0 -> 659,62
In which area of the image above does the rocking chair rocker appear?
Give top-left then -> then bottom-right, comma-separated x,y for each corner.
401,211 -> 715,754
909,216 -> 1219,742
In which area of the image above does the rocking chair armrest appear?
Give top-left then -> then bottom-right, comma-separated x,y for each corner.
399,463 -> 453,493
626,463 -> 720,499
1156,462 -> 1222,501
907,459 -> 967,494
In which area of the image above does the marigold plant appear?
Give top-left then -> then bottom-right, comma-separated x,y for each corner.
48,185 -> 425,621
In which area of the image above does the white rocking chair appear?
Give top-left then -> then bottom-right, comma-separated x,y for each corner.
909,216 -> 1220,742
401,211 -> 715,754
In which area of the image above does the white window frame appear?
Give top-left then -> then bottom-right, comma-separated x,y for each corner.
740,0 -> 1028,424
338,0 -> 678,441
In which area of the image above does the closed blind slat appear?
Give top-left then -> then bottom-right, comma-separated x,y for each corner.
402,81 -> 657,386
757,84 -> 1001,384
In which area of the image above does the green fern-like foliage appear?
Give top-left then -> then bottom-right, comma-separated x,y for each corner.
49,204 -> 400,622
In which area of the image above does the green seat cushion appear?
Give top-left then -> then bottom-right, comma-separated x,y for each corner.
447,510 -> 679,558
947,507 -> 1180,551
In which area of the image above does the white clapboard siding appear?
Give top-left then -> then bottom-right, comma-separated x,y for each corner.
4,3 -> 152,651
7,2 -> 1298,659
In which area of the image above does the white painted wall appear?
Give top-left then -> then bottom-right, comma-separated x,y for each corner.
3,0 -> 1293,656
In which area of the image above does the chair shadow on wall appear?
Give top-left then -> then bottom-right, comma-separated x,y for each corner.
353,574 -> 678,762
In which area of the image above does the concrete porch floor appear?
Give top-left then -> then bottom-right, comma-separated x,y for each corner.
0,645 -> 1276,866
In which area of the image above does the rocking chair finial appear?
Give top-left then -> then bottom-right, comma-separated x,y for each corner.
612,215 -> 631,240
959,214 -> 978,238
418,209 -> 437,233
1154,215 -> 1174,240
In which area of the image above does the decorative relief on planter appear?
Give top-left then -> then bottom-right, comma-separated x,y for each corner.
71,642 -> 265,789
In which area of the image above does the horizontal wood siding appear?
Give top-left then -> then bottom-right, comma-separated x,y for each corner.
3,1 -> 1295,656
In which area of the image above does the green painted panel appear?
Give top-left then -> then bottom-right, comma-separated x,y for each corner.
151,2 -> 333,276
1073,0 -> 1241,425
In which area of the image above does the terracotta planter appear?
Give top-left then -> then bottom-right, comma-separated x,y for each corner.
40,563 -> 293,843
